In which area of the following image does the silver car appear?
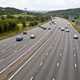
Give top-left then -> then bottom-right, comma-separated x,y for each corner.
65,29 -> 69,32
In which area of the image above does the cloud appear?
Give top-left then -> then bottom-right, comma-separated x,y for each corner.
0,0 -> 80,11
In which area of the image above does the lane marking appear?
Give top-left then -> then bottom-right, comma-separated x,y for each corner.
30,76 -> 34,80
14,50 -> 17,53
60,53 -> 62,57
74,64 -> 77,69
46,53 -> 49,56
40,62 -> 43,66
73,53 -> 76,57
57,62 -> 60,67
0,59 -> 4,63
52,77 -> 55,80
73,48 -> 76,51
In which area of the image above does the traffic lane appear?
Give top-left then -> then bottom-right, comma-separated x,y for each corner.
55,28 -> 72,80
57,18 -> 80,80
0,27 -> 49,59
72,38 -> 80,80
53,18 -> 80,80
71,30 -> 80,80
0,27 -> 53,71
75,37 -> 80,79
68,19 -> 80,80
64,18 -> 80,78
56,22 -> 79,80
9,26 -> 61,80
34,31 -> 65,80
46,30 -> 66,80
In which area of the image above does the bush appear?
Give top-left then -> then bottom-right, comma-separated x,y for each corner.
22,21 -> 26,27
6,15 -> 15,19
29,21 -> 38,26
72,20 -> 75,22
0,19 -> 17,33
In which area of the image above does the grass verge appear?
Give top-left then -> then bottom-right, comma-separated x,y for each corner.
71,21 -> 80,33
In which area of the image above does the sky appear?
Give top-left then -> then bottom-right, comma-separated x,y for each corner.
0,0 -> 80,11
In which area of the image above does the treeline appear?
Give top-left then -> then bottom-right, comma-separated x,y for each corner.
0,19 -> 17,33
0,15 -> 49,33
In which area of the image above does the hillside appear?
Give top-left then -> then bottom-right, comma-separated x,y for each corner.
0,7 -> 24,15
0,7 -> 43,16
45,8 -> 80,17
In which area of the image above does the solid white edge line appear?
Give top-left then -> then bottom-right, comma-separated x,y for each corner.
30,76 -> 34,80
52,77 -> 55,80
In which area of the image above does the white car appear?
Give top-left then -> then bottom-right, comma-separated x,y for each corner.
73,34 -> 78,39
61,27 -> 65,31
65,29 -> 69,32
16,35 -> 23,41
30,34 -> 35,39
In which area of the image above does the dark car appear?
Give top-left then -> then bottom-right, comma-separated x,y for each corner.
16,36 -> 23,41
48,27 -> 51,30
23,31 -> 27,35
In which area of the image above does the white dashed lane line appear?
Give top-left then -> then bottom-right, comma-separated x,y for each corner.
52,77 -> 56,80
57,62 -> 60,67
30,76 -> 34,80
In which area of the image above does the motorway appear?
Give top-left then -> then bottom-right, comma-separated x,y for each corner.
0,17 -> 80,80
0,22 -> 51,71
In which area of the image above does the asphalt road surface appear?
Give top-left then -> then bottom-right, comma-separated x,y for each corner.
0,17 -> 80,80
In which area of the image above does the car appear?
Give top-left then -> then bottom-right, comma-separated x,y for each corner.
65,29 -> 69,32
65,27 -> 68,29
43,27 -> 47,30
58,27 -> 61,29
16,35 -> 23,41
23,31 -> 27,35
30,34 -> 35,39
54,22 -> 56,24
48,27 -> 51,30
61,27 -> 65,31
52,21 -> 56,24
73,34 -> 79,39
39,25 -> 46,30
49,22 -> 52,25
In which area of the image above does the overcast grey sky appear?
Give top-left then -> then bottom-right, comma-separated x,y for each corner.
0,0 -> 80,11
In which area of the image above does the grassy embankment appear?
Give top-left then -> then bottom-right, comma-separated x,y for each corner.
71,20 -> 80,33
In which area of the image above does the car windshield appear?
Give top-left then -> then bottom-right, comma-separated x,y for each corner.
0,0 -> 80,80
